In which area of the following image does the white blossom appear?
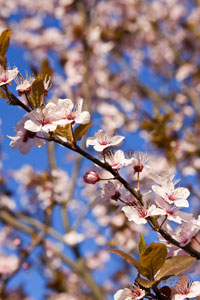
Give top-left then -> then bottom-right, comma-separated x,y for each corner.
172,275 -> 200,300
0,66 -> 18,86
151,173 -> 190,207
86,129 -> 125,152
114,286 -> 145,300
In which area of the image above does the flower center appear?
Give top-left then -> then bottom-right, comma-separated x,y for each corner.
176,286 -> 190,295
166,209 -> 174,215
67,113 -> 76,120
0,75 -> 8,83
41,118 -> 51,126
168,194 -> 175,201
138,207 -> 147,218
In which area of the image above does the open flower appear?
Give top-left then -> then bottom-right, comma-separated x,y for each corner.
122,203 -> 165,225
151,173 -> 190,207
86,129 -> 125,152
105,150 -> 132,169
0,66 -> 18,86
174,221 -> 200,246
114,286 -> 145,300
16,75 -> 35,96
155,197 -> 193,224
8,118 -> 45,154
95,181 -> 122,203
55,98 -> 90,125
172,275 -> 200,300
24,102 -> 64,133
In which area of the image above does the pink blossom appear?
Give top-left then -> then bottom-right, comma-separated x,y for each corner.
0,66 -> 18,86
8,118 -> 46,154
16,75 -> 35,96
172,275 -> 200,300
122,203 -> 165,225
83,171 -> 100,184
95,181 -> 121,203
174,222 -> 200,246
55,98 -> 90,125
151,173 -> 190,207
114,286 -> 145,300
24,102 -> 64,133
105,150 -> 132,169
155,197 -> 193,224
86,129 -> 125,152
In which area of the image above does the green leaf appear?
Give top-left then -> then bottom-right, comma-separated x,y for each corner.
108,249 -> 141,272
0,29 -> 11,56
140,243 -> 167,280
29,77 -> 45,108
137,277 -> 156,288
74,122 -> 92,142
54,124 -> 73,142
156,256 -> 196,281
0,89 -> 9,101
139,234 -> 146,256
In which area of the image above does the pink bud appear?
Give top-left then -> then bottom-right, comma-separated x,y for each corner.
83,171 -> 100,184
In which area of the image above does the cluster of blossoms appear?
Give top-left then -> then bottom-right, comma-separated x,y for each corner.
0,65 -> 91,154
1,1 -> 200,296
4,72 -> 200,297
84,129 -> 198,241
9,97 -> 90,154
83,128 -> 200,298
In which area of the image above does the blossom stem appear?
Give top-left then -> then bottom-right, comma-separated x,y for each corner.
137,171 -> 140,191
159,215 -> 168,229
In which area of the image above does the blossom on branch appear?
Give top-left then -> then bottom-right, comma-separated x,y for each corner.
95,181 -> 122,203
16,75 -> 35,96
55,98 -> 90,125
8,118 -> 45,154
86,129 -> 125,152
173,221 -> 200,246
105,150 -> 132,169
171,275 -> 200,300
151,173 -> 190,207
122,203 -> 165,225
83,171 -> 100,184
114,286 -> 145,300
0,66 -> 18,86
24,102 -> 64,133
155,197 -> 193,224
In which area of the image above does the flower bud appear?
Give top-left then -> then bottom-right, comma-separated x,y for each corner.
83,171 -> 100,184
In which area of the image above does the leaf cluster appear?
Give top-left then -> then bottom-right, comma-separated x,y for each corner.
109,235 -> 196,291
